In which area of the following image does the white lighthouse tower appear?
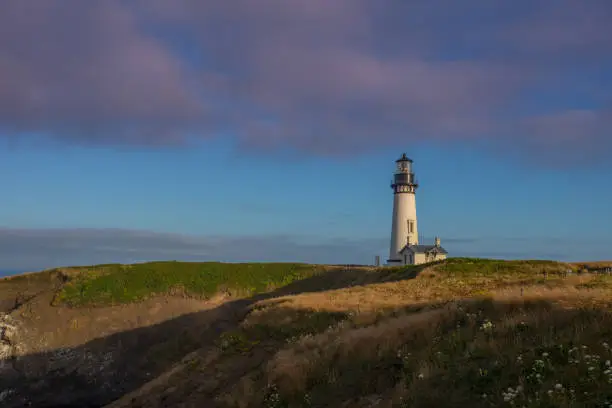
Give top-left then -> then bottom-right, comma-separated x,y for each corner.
387,153 -> 419,264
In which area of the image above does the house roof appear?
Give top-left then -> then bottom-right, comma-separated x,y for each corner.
400,244 -> 448,255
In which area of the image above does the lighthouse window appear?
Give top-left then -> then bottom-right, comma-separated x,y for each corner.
408,220 -> 414,233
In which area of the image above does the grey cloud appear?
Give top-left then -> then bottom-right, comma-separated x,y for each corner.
1,228 -> 609,274
0,1 -> 611,164
0,228 -> 386,271
0,1 -> 207,146
447,235 -> 611,263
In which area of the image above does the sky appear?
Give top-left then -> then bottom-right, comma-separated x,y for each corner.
1,0 -> 611,272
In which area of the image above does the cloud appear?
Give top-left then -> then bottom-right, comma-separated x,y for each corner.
1,1 -> 611,162
0,228 -> 386,271
521,109 -> 612,161
1,228 -> 609,273
503,0 -> 612,56
441,235 -> 611,262
0,1 -> 206,145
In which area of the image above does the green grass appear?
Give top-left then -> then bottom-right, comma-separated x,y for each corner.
437,258 -> 571,277
52,261 -> 321,307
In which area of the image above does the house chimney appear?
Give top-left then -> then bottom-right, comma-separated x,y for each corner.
435,236 -> 441,247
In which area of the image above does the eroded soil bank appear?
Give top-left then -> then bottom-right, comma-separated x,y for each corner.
0,275 -> 247,407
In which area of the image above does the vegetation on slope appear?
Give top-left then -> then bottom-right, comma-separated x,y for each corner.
219,261 -> 612,407
103,257 -> 612,408
52,257 -> 577,308
51,261 -> 321,307
6,257 -> 612,407
244,297 -> 612,408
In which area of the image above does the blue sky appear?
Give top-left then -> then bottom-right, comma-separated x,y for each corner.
2,139 -> 610,271
1,1 -> 611,271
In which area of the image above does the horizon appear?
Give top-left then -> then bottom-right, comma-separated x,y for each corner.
2,1 -> 611,271
0,254 -> 607,279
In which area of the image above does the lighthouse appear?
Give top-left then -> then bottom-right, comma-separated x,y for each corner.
387,153 -> 448,265
387,153 -> 419,264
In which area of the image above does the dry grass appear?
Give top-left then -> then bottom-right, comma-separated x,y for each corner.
255,263 -> 594,315
210,260 -> 612,408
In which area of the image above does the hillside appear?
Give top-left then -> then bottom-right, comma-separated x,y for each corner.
1,258 -> 612,407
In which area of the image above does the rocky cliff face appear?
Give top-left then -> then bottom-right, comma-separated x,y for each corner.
0,305 -> 127,407
0,323 -> 118,407
0,279 -> 241,408
0,313 -> 21,403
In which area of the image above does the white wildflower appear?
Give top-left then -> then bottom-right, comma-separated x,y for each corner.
480,320 -> 494,332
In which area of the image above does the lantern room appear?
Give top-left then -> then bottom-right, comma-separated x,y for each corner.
395,153 -> 413,173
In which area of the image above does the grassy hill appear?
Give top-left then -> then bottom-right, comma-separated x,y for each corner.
2,258 -> 612,407
50,261 -> 322,307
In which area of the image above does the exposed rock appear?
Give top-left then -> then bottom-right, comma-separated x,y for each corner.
0,314 -> 22,377
0,389 -> 15,403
